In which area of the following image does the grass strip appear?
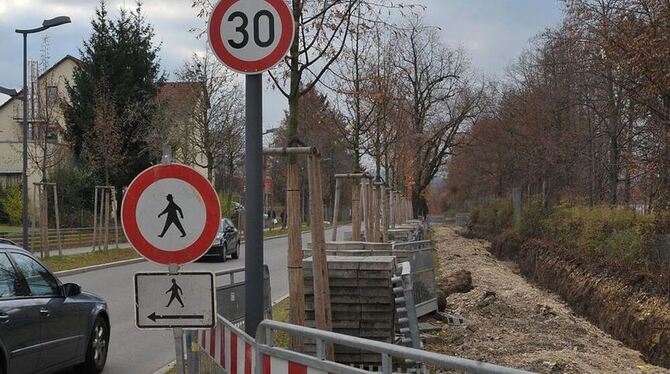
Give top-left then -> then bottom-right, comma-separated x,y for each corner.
42,248 -> 139,273
271,297 -> 291,348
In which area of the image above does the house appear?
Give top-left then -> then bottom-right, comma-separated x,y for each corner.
0,55 -> 209,193
0,55 -> 80,188
155,81 -> 209,180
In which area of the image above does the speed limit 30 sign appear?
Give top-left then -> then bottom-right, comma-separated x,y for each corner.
208,0 -> 294,74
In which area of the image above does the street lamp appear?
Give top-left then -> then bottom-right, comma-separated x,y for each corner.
16,16 -> 71,251
262,128 -> 277,136
0,87 -> 19,97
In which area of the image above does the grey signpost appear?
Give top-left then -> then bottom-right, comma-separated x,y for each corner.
121,151 -> 221,374
245,74 -> 264,335
208,0 -> 295,337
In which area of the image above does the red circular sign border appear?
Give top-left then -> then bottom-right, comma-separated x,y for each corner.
121,164 -> 221,265
208,0 -> 295,74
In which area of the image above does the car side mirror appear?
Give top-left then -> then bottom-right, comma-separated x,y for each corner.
63,283 -> 81,298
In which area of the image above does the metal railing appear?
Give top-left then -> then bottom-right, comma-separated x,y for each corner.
255,319 -> 535,374
212,266 -> 272,324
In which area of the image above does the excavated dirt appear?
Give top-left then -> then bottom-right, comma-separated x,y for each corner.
426,225 -> 669,374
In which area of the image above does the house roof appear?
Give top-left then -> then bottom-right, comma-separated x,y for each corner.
0,55 -> 82,112
157,81 -> 203,102
157,81 -> 203,117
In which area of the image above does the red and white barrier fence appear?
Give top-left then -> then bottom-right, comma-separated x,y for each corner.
200,320 -> 256,374
200,317 -> 329,374
261,355 -> 328,374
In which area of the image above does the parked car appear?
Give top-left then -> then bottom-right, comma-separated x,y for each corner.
204,218 -> 240,262
0,245 -> 109,374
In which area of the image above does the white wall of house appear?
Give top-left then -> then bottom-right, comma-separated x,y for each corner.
0,56 -> 77,190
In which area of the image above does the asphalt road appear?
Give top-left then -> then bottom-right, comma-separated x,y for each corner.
60,226 -> 345,374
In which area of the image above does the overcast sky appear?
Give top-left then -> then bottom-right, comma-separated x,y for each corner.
0,0 -> 564,130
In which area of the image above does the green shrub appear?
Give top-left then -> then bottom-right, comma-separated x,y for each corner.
469,194 -> 670,275
468,207 -> 480,231
218,190 -> 239,221
49,162 -> 100,227
0,185 -> 22,226
539,205 -> 657,271
468,198 -> 513,234
519,199 -> 550,237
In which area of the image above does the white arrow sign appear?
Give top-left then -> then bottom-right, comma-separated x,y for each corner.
134,272 -> 216,329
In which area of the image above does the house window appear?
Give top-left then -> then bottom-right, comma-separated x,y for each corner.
0,173 -> 21,188
46,126 -> 58,143
46,86 -> 59,107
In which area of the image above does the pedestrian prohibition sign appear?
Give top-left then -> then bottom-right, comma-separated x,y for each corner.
208,0 -> 295,74
121,164 -> 221,265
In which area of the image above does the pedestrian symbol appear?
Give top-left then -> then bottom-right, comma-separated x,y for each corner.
158,194 -> 186,238
165,278 -> 184,308
134,272 -> 216,329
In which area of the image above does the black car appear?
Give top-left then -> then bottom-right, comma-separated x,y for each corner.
0,245 -> 109,374
204,218 -> 240,262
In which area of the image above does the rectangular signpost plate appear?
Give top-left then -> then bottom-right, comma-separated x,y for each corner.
134,271 -> 216,329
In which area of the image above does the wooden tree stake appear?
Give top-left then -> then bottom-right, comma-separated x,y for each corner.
307,155 -> 334,359
286,161 -> 305,351
331,178 -> 341,242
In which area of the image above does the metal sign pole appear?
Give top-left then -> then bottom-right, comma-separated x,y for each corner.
244,74 -> 264,336
163,146 -> 186,374
168,263 -> 185,374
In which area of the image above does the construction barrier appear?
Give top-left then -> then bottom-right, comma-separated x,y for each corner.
199,314 -> 534,374
200,316 -> 256,374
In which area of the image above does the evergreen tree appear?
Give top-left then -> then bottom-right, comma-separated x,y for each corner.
64,0 -> 163,187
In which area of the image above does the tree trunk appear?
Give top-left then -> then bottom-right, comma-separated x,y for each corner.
411,187 -> 428,218
608,133 -> 619,205
285,0 -> 304,350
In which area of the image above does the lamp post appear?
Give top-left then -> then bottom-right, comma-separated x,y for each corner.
15,16 -> 71,251
0,87 -> 19,97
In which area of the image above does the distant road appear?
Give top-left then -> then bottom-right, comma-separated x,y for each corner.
61,226 -> 346,374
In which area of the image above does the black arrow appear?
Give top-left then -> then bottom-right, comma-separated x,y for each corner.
148,312 -> 205,322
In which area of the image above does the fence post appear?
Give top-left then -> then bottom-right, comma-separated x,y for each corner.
92,188 -> 98,251
381,186 -> 388,243
512,187 -> 522,229
53,184 -> 62,256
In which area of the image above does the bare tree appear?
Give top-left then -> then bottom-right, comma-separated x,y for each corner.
85,81 -> 124,185
394,19 -> 483,216
176,49 -> 244,183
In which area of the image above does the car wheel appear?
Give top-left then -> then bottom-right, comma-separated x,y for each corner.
78,316 -> 109,374
231,241 -> 239,259
220,244 -> 228,262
